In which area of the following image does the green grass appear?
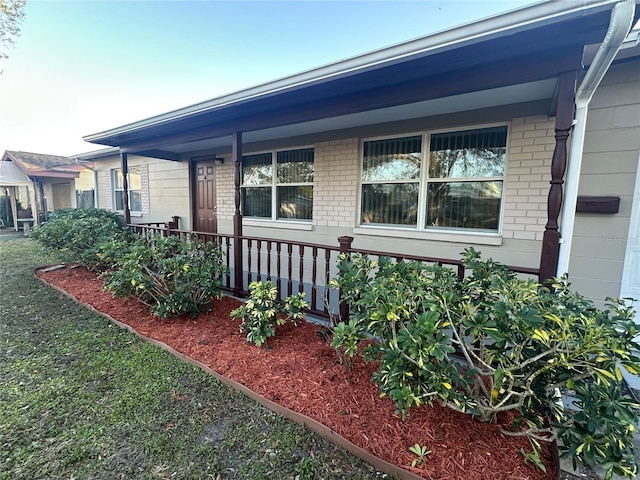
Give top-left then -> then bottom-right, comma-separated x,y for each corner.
0,238 -> 389,480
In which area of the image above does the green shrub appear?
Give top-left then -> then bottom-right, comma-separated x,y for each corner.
330,319 -> 362,369
102,234 -> 227,318
231,281 -> 309,348
30,208 -> 126,270
330,248 -> 640,479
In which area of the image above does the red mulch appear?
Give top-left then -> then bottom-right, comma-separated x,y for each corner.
37,265 -> 557,480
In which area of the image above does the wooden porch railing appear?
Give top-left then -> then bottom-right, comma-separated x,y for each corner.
128,224 -> 540,320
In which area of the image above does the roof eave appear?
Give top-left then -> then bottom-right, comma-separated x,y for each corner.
84,0 -> 628,145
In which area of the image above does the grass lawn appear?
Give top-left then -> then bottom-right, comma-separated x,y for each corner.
0,238 -> 387,480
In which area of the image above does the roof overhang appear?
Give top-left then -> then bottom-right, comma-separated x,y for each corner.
83,0 -> 640,156
69,147 -> 120,162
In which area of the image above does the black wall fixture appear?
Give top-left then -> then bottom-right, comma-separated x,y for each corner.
576,196 -> 620,214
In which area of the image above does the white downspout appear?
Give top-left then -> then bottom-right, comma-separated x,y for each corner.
556,0 -> 636,276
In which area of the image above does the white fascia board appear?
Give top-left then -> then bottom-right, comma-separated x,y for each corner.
69,147 -> 120,161
83,0 -> 626,143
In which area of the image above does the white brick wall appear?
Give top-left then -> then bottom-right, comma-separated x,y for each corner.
216,155 -> 235,221
314,138 -> 359,227
502,116 -> 555,241
139,165 -> 150,215
101,170 -> 113,210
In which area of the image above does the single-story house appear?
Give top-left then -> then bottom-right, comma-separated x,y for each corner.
76,0 -> 639,328
0,150 -> 94,228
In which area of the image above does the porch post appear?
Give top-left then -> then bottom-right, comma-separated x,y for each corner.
337,236 -> 354,322
29,184 -> 39,226
120,152 -> 131,225
232,131 -> 243,296
539,72 -> 576,283
8,187 -> 18,232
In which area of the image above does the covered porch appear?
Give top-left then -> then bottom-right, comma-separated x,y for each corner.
83,1 -> 639,314
0,160 -> 39,232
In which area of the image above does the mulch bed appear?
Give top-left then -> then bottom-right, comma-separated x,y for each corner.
37,265 -> 557,480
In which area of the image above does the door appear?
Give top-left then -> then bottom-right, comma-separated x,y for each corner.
194,159 -> 217,233
52,183 -> 72,210
621,154 -> 640,316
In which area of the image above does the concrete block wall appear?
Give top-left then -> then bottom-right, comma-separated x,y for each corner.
146,160 -> 189,222
94,155 -> 190,226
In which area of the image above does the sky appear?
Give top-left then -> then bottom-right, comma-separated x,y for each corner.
0,0 -> 540,157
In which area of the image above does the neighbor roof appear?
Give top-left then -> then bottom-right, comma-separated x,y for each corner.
2,151 -> 80,179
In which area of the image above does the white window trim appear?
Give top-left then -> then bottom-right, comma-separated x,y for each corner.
244,219 -> 314,231
241,145 -> 314,223
352,226 -> 503,246
358,123 -> 509,238
111,166 -> 144,214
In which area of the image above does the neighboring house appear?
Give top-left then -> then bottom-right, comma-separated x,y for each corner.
0,150 -> 90,227
79,0 -> 639,325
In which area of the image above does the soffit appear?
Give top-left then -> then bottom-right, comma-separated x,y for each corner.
164,79 -> 557,154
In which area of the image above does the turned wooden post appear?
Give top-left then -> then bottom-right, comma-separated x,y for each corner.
120,152 -> 131,225
233,131 -> 244,296
539,72 -> 576,284
337,236 -> 354,322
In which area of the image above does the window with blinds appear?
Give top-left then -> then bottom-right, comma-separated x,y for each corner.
361,136 -> 421,225
112,166 -> 142,213
242,148 -> 314,221
360,125 -> 507,232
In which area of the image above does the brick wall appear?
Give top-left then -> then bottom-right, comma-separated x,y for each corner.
139,165 -> 150,215
216,155 -> 235,221
502,116 -> 555,241
100,169 -> 113,210
314,138 -> 359,227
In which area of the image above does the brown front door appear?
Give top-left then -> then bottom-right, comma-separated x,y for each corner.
194,159 -> 217,233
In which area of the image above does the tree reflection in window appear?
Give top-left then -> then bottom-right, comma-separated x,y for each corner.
360,126 -> 507,232
242,148 -> 314,220
361,136 -> 421,226
427,126 -> 506,231
429,127 -> 506,179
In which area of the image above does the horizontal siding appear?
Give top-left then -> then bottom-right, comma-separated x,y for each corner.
93,155 -> 191,228
569,59 -> 640,306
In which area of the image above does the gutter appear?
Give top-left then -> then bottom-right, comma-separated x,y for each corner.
556,0 -> 636,276
84,0 -> 624,143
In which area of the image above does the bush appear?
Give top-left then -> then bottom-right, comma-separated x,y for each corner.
330,248 -> 640,479
30,208 -> 127,271
231,281 -> 309,348
102,234 -> 227,318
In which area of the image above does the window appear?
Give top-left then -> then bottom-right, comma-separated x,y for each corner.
360,125 -> 507,232
112,167 -> 142,212
242,148 -> 314,221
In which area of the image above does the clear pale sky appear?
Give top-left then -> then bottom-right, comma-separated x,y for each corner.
0,0 -> 538,157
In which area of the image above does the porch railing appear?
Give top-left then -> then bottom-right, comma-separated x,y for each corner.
128,223 -> 540,320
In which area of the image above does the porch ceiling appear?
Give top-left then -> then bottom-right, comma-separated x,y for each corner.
161,78 -> 558,154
